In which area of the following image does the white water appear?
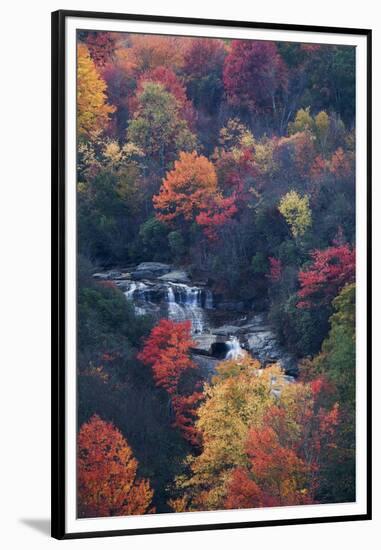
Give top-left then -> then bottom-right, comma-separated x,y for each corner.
124,281 -> 151,316
225,336 -> 246,360
205,290 -> 214,309
167,284 -> 205,334
124,281 -> 148,298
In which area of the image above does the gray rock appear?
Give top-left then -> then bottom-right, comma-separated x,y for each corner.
158,270 -> 190,283
192,334 -> 217,354
191,353 -> 221,378
131,262 -> 171,279
215,300 -> 247,312
212,325 -> 242,336
92,272 -> 110,280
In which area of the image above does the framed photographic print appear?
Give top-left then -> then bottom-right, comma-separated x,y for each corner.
51,9 -> 372,539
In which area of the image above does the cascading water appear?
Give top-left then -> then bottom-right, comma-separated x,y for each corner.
204,290 -> 214,310
167,284 -> 205,334
124,281 -> 151,316
225,336 -> 246,360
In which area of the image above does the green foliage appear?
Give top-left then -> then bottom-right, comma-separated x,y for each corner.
77,258 -> 189,512
127,82 -> 197,173
251,251 -> 268,274
311,283 -> 355,405
269,293 -> 330,357
136,217 -> 170,262
76,32 -> 357,512
168,230 -> 186,259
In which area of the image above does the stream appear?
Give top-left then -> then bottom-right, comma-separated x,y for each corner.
93,262 -> 298,378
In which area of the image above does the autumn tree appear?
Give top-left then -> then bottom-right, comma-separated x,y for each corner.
223,40 -> 287,114
138,319 -> 202,444
225,379 -> 340,510
278,190 -> 312,238
133,67 -> 196,127
153,151 -> 218,223
77,44 -> 115,139
170,358 -> 284,511
85,31 -> 117,67
138,319 -> 196,394
78,415 -> 153,517
182,38 -> 226,113
298,244 -> 355,308
299,283 -> 356,502
128,34 -> 188,73
127,82 -> 197,174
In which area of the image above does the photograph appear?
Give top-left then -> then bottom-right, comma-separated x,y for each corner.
51,10 -> 371,539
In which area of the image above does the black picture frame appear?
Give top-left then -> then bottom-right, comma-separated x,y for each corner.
51,9 -> 372,540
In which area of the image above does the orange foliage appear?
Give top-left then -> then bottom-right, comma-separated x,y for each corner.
153,151 -> 218,223
224,378 -> 340,510
78,415 -> 153,517
128,34 -> 188,73
172,392 -> 204,446
225,468 -> 269,509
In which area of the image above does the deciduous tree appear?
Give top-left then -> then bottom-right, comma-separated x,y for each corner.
78,415 -> 153,517
77,44 -> 115,139
298,245 -> 355,308
278,190 -> 312,238
223,40 -> 287,113
138,319 -> 196,394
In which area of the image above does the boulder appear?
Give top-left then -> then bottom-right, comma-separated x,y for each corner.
92,272 -> 110,280
192,334 -> 217,354
158,270 -> 190,283
191,353 -> 221,378
131,262 -> 171,279
212,325 -> 242,336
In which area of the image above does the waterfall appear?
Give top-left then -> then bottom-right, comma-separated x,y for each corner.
124,281 -> 150,316
123,278 -> 211,334
166,284 -> 205,334
204,290 -> 214,309
124,281 -> 148,298
225,336 -> 246,360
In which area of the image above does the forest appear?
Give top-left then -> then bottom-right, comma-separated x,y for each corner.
76,30 -> 356,517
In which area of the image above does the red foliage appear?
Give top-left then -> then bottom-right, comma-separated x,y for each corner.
268,257 -> 282,282
138,320 -> 203,446
86,32 -> 117,67
78,415 -> 153,517
298,245 -> 355,308
225,468 -> 271,509
310,154 -> 327,184
226,385 -> 340,509
172,392 -> 204,446
216,149 -> 260,200
223,40 -> 287,112
138,319 -> 196,394
183,38 -> 226,79
195,194 -> 238,240
329,147 -> 352,179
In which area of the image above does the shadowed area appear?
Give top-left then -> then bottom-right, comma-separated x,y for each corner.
20,519 -> 50,537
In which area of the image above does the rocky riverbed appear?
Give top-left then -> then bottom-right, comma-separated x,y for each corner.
93,262 -> 298,378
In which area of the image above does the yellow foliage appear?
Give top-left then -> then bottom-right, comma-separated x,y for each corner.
173,359 -> 287,511
77,44 -> 115,139
278,190 -> 312,238
288,107 -> 314,135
